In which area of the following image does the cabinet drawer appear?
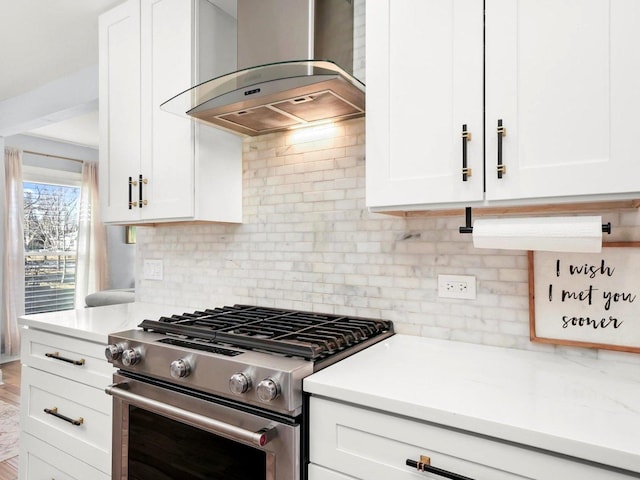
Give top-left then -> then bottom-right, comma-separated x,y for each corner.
19,432 -> 109,480
309,397 -> 637,480
20,366 -> 112,474
309,464 -> 356,480
21,327 -> 113,388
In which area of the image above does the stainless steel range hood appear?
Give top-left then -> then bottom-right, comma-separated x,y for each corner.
161,0 -> 364,136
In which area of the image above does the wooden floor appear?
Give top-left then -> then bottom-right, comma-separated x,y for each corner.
0,361 -> 20,480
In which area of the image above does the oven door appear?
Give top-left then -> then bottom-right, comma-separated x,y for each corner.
106,372 -> 300,480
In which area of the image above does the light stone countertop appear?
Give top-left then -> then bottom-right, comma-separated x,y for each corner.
18,301 -> 200,344
303,334 -> 640,474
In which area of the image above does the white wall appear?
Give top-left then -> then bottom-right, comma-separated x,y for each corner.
106,226 -> 136,289
135,118 -> 640,365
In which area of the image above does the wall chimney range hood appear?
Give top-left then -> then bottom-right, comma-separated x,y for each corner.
161,0 -> 365,136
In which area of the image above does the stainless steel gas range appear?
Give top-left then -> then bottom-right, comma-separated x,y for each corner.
105,304 -> 394,480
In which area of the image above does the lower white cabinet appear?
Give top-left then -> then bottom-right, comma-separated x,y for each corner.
309,464 -> 357,480
308,396 -> 638,480
19,327 -> 114,480
19,433 -> 109,480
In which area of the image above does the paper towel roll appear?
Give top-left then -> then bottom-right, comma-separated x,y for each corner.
472,216 -> 603,252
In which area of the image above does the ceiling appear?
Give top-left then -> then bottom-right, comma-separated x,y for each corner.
0,0 -> 126,147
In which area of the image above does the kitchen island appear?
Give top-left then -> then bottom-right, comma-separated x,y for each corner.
304,335 -> 640,479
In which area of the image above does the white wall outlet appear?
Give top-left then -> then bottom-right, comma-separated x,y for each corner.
437,274 -> 476,300
143,259 -> 163,281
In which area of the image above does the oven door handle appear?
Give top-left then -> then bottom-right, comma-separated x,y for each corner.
106,382 -> 277,447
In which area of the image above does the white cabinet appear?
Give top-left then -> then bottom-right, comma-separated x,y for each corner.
366,0 -> 640,211
18,327 -> 114,480
99,0 -> 242,224
308,396 -> 639,480
20,434 -> 109,480
365,0 -> 483,209
485,0 -> 640,202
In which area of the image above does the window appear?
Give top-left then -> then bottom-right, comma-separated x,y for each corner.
23,166 -> 81,314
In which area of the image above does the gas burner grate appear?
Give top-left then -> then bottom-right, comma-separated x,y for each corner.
139,304 -> 393,360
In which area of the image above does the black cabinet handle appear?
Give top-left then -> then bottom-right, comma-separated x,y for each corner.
139,175 -> 148,208
406,456 -> 475,480
45,352 -> 85,366
461,124 -> 472,181
44,407 -> 84,426
497,119 -> 507,178
128,176 -> 138,208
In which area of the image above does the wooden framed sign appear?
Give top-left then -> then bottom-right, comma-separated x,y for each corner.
529,242 -> 640,353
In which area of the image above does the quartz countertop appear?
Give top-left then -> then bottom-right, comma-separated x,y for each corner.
304,335 -> 640,474
18,302 -> 199,344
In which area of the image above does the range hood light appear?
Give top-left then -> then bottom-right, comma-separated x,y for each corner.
289,122 -> 338,143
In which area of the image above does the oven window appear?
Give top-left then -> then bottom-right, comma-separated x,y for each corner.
128,406 -> 267,480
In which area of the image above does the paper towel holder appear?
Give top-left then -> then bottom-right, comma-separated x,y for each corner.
458,207 -> 612,235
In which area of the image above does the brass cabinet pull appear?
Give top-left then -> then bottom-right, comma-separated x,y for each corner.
44,407 -> 84,426
461,124 -> 472,181
45,352 -> 85,366
406,455 -> 475,480
497,119 -> 507,178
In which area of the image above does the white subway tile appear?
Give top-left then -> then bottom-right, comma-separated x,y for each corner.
136,117 -> 640,364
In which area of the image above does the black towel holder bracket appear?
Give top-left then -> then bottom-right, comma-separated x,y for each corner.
458,207 -> 612,235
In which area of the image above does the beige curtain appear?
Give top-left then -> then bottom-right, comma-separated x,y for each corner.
74,162 -> 108,308
3,148 -> 25,356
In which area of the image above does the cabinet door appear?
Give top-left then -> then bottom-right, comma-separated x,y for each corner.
140,0 -> 196,221
366,0 -> 483,210
20,432 -> 110,480
486,0 -> 640,202
99,0 -> 141,223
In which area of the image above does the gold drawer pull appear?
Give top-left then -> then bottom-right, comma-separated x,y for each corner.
44,407 -> 84,426
45,352 -> 85,366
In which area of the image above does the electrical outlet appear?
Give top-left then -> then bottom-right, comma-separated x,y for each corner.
143,259 -> 163,281
437,274 -> 476,299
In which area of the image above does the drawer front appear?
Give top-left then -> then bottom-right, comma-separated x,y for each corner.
19,432 -> 110,480
309,397 -> 637,480
309,464 -> 356,480
21,327 -> 113,388
20,366 -> 112,474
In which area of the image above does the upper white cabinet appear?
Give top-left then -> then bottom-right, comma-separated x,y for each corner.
367,0 -> 640,211
99,0 -> 242,224
485,0 -> 640,202
365,0 -> 483,209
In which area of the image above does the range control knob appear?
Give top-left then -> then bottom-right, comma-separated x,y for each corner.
121,348 -> 141,367
105,344 -> 124,361
170,359 -> 191,379
256,378 -> 280,402
229,373 -> 251,395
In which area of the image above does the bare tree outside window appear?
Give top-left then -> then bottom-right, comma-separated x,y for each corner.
23,182 -> 80,314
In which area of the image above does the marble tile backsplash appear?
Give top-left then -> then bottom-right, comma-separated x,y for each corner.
136,118 -> 640,365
